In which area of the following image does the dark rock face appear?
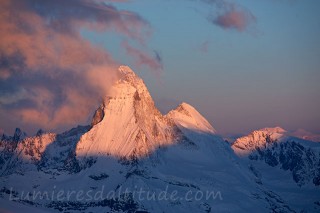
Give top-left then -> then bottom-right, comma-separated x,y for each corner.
46,193 -> 143,213
36,129 -> 44,136
0,128 -> 26,175
13,128 -> 27,142
91,104 -> 105,127
89,173 -> 109,180
0,125 -> 90,176
248,139 -> 320,186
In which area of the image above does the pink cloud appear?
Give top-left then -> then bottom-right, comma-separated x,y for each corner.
203,0 -> 257,32
0,0 -> 151,133
212,7 -> 256,32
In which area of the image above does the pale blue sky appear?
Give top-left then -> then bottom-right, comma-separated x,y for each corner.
1,0 -> 319,136
86,0 -> 320,134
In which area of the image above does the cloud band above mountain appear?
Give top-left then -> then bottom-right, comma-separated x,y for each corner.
0,0 -> 153,133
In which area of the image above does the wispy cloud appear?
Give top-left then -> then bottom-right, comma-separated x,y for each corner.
0,0 -> 151,132
122,41 -> 163,71
201,0 -> 257,32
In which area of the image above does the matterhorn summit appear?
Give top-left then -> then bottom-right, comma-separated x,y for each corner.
76,66 -> 214,159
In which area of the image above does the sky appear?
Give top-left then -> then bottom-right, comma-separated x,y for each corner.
0,0 -> 319,136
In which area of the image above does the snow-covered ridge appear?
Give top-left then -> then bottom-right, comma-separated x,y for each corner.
166,102 -> 216,134
231,126 -> 320,186
232,127 -> 287,156
232,126 -> 320,156
0,129 -> 56,175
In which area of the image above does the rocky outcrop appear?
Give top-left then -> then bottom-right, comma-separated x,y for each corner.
91,104 -> 105,127
232,127 -> 320,186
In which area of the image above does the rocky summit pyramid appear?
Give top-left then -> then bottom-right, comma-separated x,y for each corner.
0,66 -> 319,213
76,65 -> 215,159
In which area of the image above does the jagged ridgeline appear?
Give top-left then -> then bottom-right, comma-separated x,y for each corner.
0,66 -> 319,213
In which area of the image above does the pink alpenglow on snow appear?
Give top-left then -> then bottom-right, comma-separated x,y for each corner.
76,66 -> 215,159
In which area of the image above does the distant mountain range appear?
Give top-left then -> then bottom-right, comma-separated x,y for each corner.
1,66 -> 319,213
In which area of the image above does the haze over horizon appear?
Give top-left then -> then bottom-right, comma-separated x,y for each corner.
0,0 -> 319,136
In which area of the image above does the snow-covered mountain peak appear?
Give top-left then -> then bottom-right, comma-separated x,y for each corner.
118,65 -> 135,76
76,66 -> 219,161
175,102 -> 196,116
232,127 -> 287,156
249,126 -> 287,141
117,65 -> 143,88
231,126 -> 320,187
166,102 -> 216,134
109,65 -> 150,100
259,127 -> 286,134
232,126 -> 320,157
76,66 -> 178,159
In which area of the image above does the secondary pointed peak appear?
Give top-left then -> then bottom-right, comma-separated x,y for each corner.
232,126 -> 287,156
167,102 -> 216,134
13,128 -> 27,141
177,102 -> 197,113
